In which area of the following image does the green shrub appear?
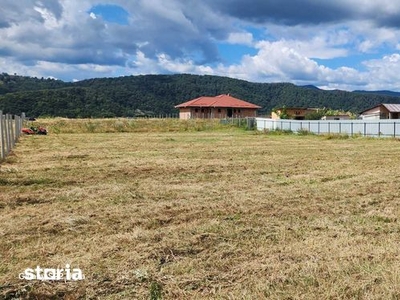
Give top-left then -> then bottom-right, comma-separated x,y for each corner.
149,281 -> 163,300
297,129 -> 314,136
263,128 -> 293,135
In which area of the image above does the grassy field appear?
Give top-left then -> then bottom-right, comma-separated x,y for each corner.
2,119 -> 400,299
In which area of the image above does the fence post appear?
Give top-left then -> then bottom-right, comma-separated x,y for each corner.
10,115 -> 16,147
394,122 -> 396,138
9,114 -> 15,149
15,115 -> 21,141
0,111 -> 4,160
3,114 -> 6,156
364,122 -> 366,137
20,114 -> 23,137
5,114 -> 11,155
9,114 -> 13,151
21,113 -> 25,137
378,122 -> 381,137
0,112 -> 26,161
14,116 -> 19,143
351,122 -> 353,136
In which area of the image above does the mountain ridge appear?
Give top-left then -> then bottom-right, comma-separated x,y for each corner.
0,73 -> 399,117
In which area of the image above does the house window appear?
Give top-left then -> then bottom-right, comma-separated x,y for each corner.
195,108 -> 198,113
234,109 -> 236,113
201,109 -> 204,113
238,109 -> 241,113
218,109 -> 221,113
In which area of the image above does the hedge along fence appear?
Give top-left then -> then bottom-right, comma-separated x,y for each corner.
0,111 -> 25,161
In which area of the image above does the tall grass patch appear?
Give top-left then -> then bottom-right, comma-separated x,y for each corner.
27,118 -> 238,134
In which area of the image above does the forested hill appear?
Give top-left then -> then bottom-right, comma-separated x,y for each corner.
1,72 -> 400,118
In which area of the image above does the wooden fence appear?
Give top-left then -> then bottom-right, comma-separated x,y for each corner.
0,111 -> 25,161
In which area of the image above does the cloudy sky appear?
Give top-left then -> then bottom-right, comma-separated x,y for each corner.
2,0 -> 400,91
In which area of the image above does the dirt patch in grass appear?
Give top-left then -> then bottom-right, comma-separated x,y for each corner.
2,120 -> 400,298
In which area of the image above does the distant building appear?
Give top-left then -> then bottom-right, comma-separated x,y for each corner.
359,103 -> 400,120
271,107 -> 319,120
321,115 -> 351,120
175,94 -> 261,119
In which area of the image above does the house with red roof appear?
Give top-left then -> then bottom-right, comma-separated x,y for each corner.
175,94 -> 261,119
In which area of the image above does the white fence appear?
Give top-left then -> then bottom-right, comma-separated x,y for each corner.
0,111 -> 25,160
256,118 -> 400,138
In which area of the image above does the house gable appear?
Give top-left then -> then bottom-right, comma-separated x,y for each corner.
175,94 -> 261,119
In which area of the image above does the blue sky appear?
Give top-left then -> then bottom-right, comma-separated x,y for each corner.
1,1 -> 400,91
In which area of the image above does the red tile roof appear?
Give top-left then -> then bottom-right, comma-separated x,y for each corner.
175,94 -> 261,109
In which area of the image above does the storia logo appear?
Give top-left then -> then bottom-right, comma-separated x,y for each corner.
19,264 -> 84,281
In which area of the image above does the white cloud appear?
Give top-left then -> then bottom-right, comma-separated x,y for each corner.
214,40 -> 322,82
157,53 -> 215,74
33,5 -> 59,29
362,53 -> 400,90
129,51 -> 162,74
2,0 -> 400,92
226,32 -> 254,46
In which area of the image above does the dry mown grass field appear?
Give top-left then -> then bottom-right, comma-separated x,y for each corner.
2,118 -> 400,299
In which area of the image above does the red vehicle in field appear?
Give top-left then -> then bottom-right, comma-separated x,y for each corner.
22,126 -> 47,135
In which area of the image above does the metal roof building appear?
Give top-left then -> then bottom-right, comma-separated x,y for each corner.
360,103 -> 400,120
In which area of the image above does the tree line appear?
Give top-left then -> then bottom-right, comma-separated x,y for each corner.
0,72 -> 399,118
